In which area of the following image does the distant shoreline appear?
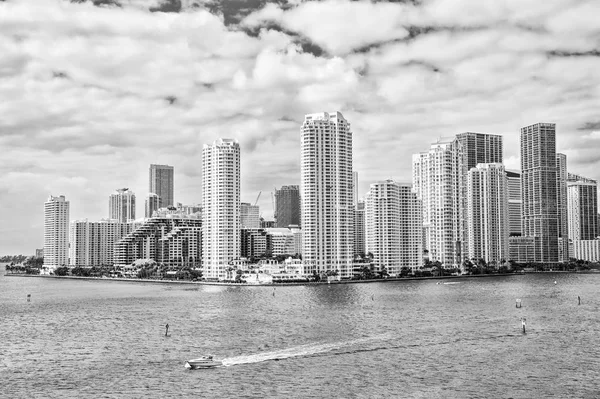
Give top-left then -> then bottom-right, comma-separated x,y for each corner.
6,270 -> 597,286
2,272 -> 529,286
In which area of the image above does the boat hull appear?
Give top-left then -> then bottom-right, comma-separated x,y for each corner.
185,359 -> 223,369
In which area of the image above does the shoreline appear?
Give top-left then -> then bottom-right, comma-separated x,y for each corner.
5,270 -> 596,286
3,272 -> 527,286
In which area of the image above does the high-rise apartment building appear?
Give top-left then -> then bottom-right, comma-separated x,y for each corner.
354,201 -> 366,257
567,174 -> 598,241
506,170 -> 522,236
556,153 -> 569,261
456,132 -> 503,263
520,123 -> 559,262
145,193 -> 160,218
467,163 -> 509,264
413,133 -> 502,268
149,164 -> 174,208
353,171 -> 359,206
109,188 -> 136,223
412,138 -> 460,267
275,185 -> 301,228
114,210 -> 201,268
241,202 -> 260,229
300,111 -> 354,278
69,219 -> 130,267
365,180 -> 422,275
202,138 -> 240,279
43,195 -> 70,271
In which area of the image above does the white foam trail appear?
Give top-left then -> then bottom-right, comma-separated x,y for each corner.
221,334 -> 392,367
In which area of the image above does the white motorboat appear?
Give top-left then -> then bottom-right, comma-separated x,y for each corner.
185,355 -> 223,369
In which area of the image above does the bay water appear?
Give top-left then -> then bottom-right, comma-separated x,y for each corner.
1,271 -> 599,398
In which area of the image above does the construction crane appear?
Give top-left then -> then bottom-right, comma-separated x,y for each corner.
254,191 -> 261,206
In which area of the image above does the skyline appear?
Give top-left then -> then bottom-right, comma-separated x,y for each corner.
2,0 -> 600,254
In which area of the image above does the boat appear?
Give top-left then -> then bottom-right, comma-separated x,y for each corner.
185,355 -> 223,369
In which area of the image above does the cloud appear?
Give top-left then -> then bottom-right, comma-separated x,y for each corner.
1,0 -> 600,254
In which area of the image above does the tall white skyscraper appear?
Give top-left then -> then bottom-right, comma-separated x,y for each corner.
467,164 -> 509,264
202,138 -> 241,279
149,164 -> 174,208
412,138 -> 460,267
241,202 -> 260,229
109,188 -> 136,223
300,111 -> 354,278
365,180 -> 422,275
521,123 -> 559,262
556,153 -> 569,261
44,195 -> 70,271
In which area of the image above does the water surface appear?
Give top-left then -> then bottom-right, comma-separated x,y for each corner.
1,272 -> 599,398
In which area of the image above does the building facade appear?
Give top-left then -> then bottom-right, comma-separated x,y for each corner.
520,123 -> 559,262
202,138 -> 241,279
467,163 -> 509,265
69,219 -> 130,267
506,170 -> 522,236
354,201 -> 366,257
556,153 -> 569,261
567,175 -> 598,242
149,164 -> 174,208
241,202 -> 260,229
145,193 -> 160,218
300,111 -> 354,278
365,180 -> 422,275
43,195 -> 70,270
114,211 -> 201,268
412,138 -> 461,267
109,188 -> 136,223
275,185 -> 301,228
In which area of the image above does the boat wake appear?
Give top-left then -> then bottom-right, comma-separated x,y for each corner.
221,334 -> 393,367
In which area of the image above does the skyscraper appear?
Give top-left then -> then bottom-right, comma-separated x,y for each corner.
456,132 -> 503,263
241,202 -> 260,229
467,163 -> 509,265
145,193 -> 160,218
109,188 -> 136,223
354,201 -> 366,257
506,170 -> 522,236
556,153 -> 569,261
353,171 -> 359,206
301,111 -> 354,278
202,138 -> 240,279
520,123 -> 559,262
567,174 -> 598,241
275,185 -> 301,228
43,195 -> 69,271
149,164 -> 174,208
412,138 -> 460,267
365,180 -> 422,275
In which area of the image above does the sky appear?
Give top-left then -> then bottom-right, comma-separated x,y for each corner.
1,0 -> 599,255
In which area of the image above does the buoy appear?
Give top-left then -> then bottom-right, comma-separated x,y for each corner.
27,294 -> 31,302
516,299 -> 522,308
554,281 -> 557,285
165,324 -> 169,337
521,317 -> 526,334
578,296 -> 581,305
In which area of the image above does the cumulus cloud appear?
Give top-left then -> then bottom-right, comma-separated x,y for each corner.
0,0 -> 599,254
